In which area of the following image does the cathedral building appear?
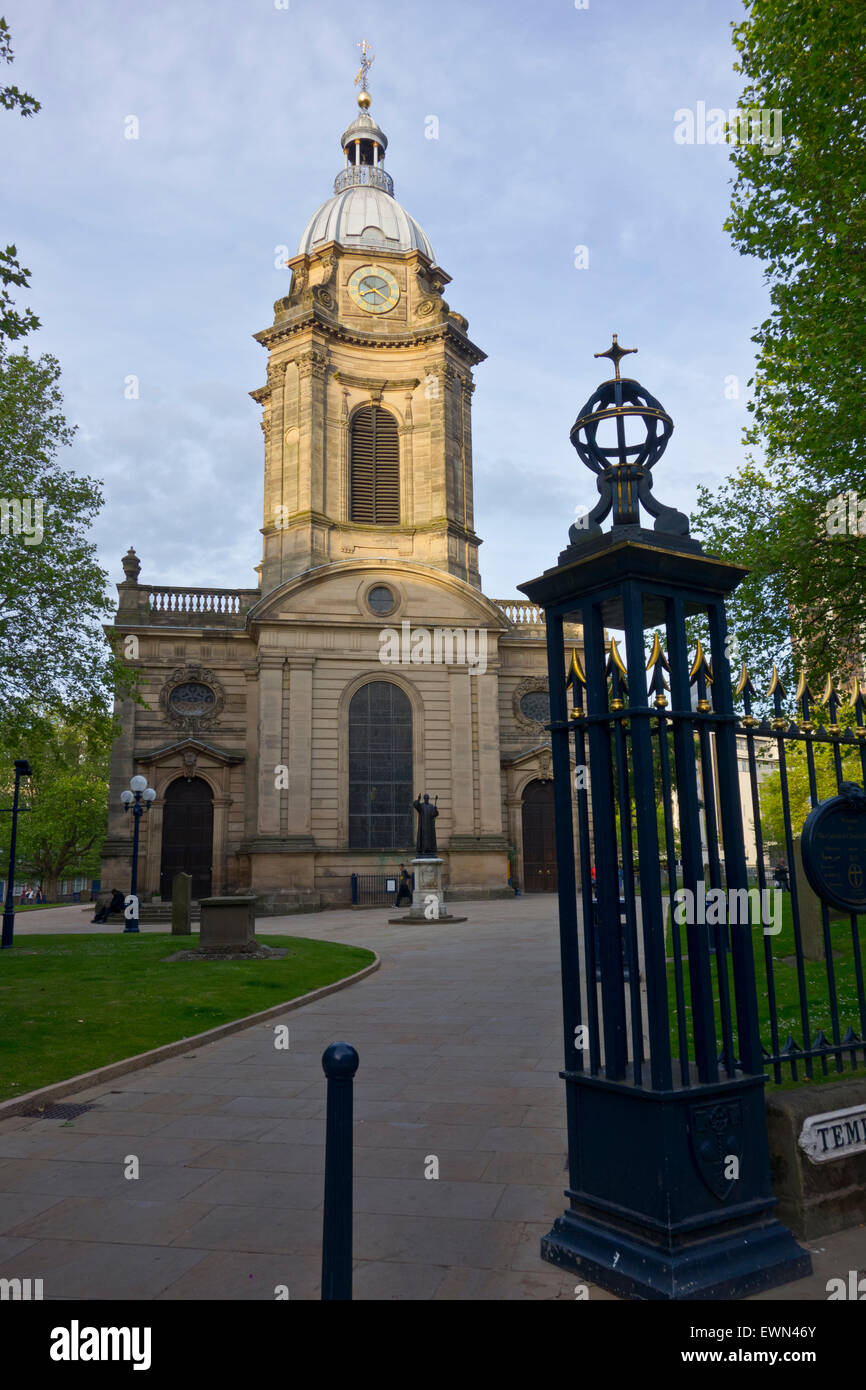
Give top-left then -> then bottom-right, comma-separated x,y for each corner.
100,80 -> 579,909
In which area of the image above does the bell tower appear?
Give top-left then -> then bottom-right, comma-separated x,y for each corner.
251,54 -> 486,596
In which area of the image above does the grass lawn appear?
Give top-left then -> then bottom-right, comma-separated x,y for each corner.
664,894 -> 866,1091
8,902 -> 73,912
0,933 -> 375,1102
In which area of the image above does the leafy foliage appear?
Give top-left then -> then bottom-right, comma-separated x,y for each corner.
0,16 -> 40,117
1,19 -> 40,341
0,346 -> 125,726
692,0 -> 866,691
0,705 -> 115,895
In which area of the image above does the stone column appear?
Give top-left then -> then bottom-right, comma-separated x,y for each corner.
449,667 -> 474,835
257,653 -> 285,836
476,663 -> 503,835
144,799 -> 162,897
243,668 -> 259,839
212,794 -> 231,893
506,795 -> 523,887
287,656 -> 315,838
400,390 -> 415,525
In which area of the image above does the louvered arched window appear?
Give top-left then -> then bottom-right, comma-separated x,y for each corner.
350,406 -> 400,524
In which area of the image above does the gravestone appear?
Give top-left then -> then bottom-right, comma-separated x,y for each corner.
171,872 -> 192,935
198,895 -> 258,954
791,837 -> 843,960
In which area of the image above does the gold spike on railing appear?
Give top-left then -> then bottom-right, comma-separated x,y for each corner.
608,636 -> 627,678
645,632 -> 670,672
688,638 -> 714,685
565,648 -> 586,689
820,673 -> 840,706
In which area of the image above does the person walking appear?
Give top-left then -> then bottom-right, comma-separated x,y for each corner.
394,864 -> 412,907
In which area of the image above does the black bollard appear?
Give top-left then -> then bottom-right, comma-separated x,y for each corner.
321,1041 -> 359,1301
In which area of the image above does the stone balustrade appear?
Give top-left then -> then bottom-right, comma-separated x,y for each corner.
494,598 -> 546,628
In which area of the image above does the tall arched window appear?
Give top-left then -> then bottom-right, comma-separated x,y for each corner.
348,681 -> 413,848
350,405 -> 400,524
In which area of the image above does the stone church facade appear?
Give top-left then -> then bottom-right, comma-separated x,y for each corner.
100,90 -> 580,909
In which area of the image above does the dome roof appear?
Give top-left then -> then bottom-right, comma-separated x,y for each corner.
296,93 -> 434,262
298,184 -> 434,261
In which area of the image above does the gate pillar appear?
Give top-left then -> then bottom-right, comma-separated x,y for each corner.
519,338 -> 811,1299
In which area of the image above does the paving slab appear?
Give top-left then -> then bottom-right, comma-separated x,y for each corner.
3,897 -> 863,1301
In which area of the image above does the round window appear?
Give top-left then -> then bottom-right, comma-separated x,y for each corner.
519,689 -> 550,724
367,585 -> 396,616
169,682 -> 216,717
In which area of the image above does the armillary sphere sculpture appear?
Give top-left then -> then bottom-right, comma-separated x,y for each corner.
568,334 -> 691,546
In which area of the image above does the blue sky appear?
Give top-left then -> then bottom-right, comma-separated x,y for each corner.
2,0 -> 765,601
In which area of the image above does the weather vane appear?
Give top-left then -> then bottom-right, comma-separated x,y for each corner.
594,333 -> 638,382
354,38 -> 374,95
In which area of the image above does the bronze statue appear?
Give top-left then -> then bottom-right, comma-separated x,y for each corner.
413,792 -> 439,857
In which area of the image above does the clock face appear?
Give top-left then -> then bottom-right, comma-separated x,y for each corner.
348,265 -> 400,315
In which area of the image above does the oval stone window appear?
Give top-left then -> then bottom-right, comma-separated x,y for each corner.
169,682 -> 216,717
519,689 -> 550,724
367,585 -> 396,616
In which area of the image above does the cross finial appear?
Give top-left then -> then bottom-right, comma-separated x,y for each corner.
354,38 -> 375,94
594,333 -> 638,382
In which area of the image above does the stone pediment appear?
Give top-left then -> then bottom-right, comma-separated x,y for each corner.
503,744 -> 577,777
247,560 -> 511,631
136,738 -> 244,767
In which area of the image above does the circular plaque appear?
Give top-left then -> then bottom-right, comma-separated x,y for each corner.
800,786 -> 866,913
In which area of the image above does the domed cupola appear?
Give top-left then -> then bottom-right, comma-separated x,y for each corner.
297,53 -> 434,262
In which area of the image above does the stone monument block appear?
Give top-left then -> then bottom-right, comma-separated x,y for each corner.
171,872 -> 192,935
388,858 -> 466,924
199,896 -> 258,954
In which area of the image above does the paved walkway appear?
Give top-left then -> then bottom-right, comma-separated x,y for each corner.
0,900 -> 860,1300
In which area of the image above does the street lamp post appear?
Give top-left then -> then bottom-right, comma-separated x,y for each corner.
1,759 -> 33,950
120,775 -> 156,934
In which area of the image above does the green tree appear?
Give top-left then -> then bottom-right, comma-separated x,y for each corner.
693,0 -> 866,692
1,17 -> 40,342
0,347 -> 124,728
0,705 -> 114,900
758,734 -> 862,849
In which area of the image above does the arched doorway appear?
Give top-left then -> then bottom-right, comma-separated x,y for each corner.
160,777 -> 214,899
522,779 -> 557,892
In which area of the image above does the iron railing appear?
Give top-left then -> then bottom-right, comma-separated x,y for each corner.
350,871 -> 412,906
567,643 -> 866,1088
333,165 -> 394,196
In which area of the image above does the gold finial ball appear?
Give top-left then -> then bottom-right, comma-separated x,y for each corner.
357,89 -> 371,110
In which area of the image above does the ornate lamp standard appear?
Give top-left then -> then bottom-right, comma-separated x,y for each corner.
1,759 -> 32,950
120,775 -> 156,934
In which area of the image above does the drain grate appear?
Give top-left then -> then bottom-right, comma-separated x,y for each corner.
21,1103 -> 96,1120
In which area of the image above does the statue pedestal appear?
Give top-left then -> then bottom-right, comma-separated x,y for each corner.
388,857 -> 467,924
